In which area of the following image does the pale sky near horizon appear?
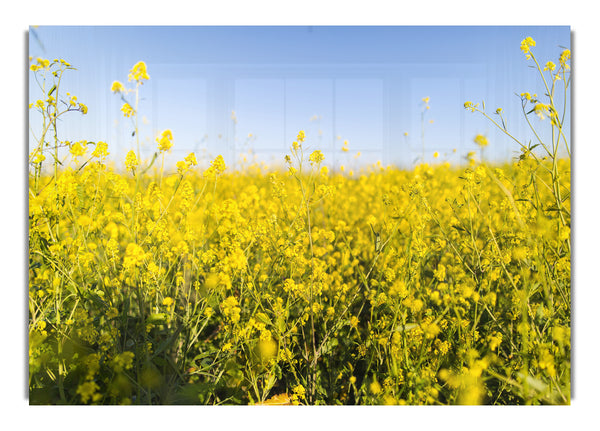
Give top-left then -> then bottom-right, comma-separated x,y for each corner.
28,25 -> 571,170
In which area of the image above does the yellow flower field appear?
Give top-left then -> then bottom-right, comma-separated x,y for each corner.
28,38 -> 571,405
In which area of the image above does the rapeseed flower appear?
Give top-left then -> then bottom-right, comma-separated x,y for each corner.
128,61 -> 150,82
203,155 -> 226,179
77,381 -> 101,404
111,80 -> 125,93
474,134 -> 489,148
91,141 -> 109,160
291,385 -> 306,405
123,243 -> 148,269
520,37 -> 536,58
533,103 -> 550,120
121,102 -> 134,118
125,150 -> 139,173
309,150 -> 324,165
559,49 -> 571,68
157,129 -> 174,152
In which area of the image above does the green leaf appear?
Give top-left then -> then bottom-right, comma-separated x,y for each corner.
147,313 -> 167,324
394,323 -> 418,332
255,311 -> 271,326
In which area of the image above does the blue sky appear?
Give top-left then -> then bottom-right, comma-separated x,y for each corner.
29,26 -> 570,170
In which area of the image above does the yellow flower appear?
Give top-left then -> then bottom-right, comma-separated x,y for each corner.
77,214 -> 93,227
69,141 -> 87,158
309,150 -> 324,165
520,37 -> 536,58
291,384 -> 306,405
128,61 -> 150,82
474,134 -> 489,148
67,93 -> 77,107
121,102 -> 135,118
125,150 -> 139,173
369,379 -> 381,395
210,155 -> 226,173
559,49 -> 571,67
176,161 -> 188,175
76,381 -> 101,404
32,152 -> 46,164
111,351 -> 135,373
487,332 -> 503,351
434,264 -> 446,281
91,141 -> 109,159
111,81 -> 125,93
31,58 -> 50,71
157,129 -> 174,152
533,103 -> 550,120
123,243 -> 148,269
463,101 -> 479,112
203,155 -> 226,179
221,296 -> 241,324
258,337 -> 278,360
185,152 -> 197,167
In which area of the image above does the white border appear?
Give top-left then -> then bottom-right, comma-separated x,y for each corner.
3,2 -> 597,429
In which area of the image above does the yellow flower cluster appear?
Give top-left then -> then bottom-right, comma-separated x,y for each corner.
111,81 -> 125,93
29,57 -> 50,71
157,129 -> 174,152
128,61 -> 150,82
203,154 -> 227,179
176,152 -> 199,175
121,102 -> 134,118
221,296 -> 241,324
473,134 -> 489,148
309,150 -> 325,165
520,36 -> 536,58
125,150 -> 139,173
